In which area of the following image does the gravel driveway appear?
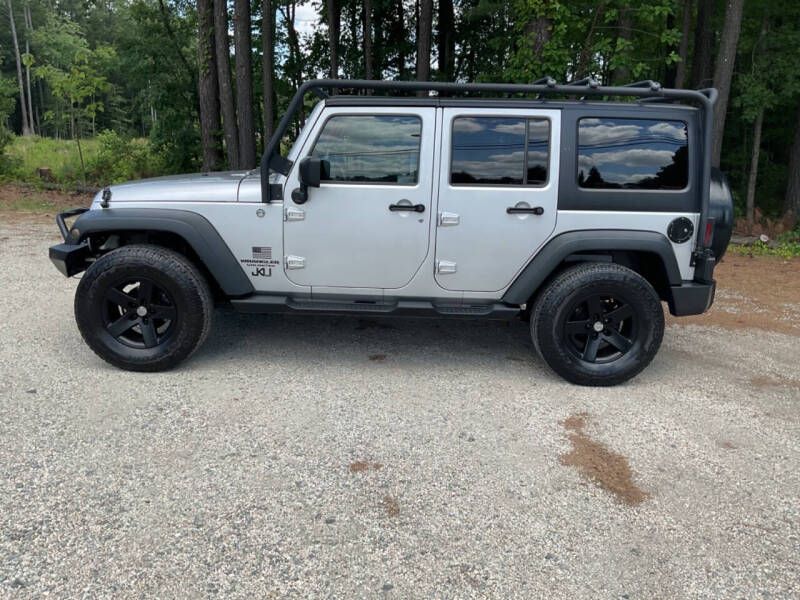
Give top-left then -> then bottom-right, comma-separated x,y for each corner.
1,218 -> 799,599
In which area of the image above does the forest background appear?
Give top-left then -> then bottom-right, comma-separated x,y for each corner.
1,0 -> 799,235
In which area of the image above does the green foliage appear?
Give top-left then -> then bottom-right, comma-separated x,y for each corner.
728,241 -> 800,259
3,136 -> 99,183
33,16 -> 113,132
0,0 -> 797,224
87,130 -> 165,184
2,134 -> 161,186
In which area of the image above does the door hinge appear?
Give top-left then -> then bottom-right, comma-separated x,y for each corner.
284,207 -> 305,222
438,212 -> 460,226
285,255 -> 306,269
437,260 -> 457,274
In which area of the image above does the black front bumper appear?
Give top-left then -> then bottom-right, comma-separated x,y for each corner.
49,241 -> 92,277
668,280 -> 716,316
50,207 -> 92,277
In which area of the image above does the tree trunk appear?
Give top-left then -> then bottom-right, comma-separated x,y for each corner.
23,2 -> 35,134
262,0 -> 275,140
7,0 -> 31,136
577,0 -> 605,79
437,0 -> 454,80
711,0 -> 745,167
197,0 -> 223,171
363,0 -> 374,79
280,2 -> 304,136
214,0 -> 240,169
745,107 -> 764,231
326,0 -> 340,80
233,0 -> 256,168
674,0 -> 692,88
783,105 -> 800,226
663,12 -> 677,87
611,8 -> 632,84
416,0 -> 432,87
159,0 -> 198,89
73,107 -> 86,183
395,0 -> 406,78
691,0 -> 714,89
373,0 -> 384,77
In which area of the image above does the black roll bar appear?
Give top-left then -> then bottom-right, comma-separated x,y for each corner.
260,78 -> 718,251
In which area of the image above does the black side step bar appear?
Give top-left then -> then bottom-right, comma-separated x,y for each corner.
230,296 -> 520,320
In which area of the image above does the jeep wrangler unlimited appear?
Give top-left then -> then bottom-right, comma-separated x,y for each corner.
49,78 -> 732,386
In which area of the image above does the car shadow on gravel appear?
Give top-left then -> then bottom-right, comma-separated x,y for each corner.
191,306 -> 548,374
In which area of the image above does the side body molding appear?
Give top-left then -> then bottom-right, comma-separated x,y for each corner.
72,208 -> 254,296
502,229 -> 682,304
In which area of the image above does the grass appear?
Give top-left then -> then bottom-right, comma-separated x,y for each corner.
4,136 -> 101,185
0,194 -> 66,213
728,231 -> 800,259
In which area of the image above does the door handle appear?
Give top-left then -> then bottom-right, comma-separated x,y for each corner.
506,206 -> 544,215
389,203 -> 425,213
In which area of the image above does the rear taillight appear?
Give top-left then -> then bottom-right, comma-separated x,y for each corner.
704,220 -> 714,246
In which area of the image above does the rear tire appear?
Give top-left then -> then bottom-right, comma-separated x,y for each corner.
75,244 -> 213,372
531,262 -> 664,386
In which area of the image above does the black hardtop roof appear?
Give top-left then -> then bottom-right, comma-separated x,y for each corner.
323,95 -> 700,113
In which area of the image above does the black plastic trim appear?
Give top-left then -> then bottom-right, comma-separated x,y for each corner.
668,280 -> 715,316
231,295 -> 520,320
49,241 -> 92,277
502,229 -> 682,304
68,208 -> 254,296
55,207 -> 89,241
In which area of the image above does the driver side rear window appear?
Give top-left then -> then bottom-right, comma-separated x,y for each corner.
311,115 -> 421,184
577,117 -> 689,190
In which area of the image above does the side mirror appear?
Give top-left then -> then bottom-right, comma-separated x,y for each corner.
299,157 -> 323,188
292,157 -> 323,204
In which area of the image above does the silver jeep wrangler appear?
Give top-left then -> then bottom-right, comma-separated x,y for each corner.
49,78 -> 733,386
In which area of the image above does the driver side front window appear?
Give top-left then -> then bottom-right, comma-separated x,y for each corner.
311,115 -> 422,184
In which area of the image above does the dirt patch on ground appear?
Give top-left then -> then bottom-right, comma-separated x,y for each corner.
560,413 -> 649,505
380,496 -> 400,517
749,375 -> 800,390
0,183 -> 94,219
349,461 -> 382,473
666,253 -> 800,336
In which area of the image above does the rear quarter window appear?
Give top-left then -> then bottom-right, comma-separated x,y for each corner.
577,118 -> 688,190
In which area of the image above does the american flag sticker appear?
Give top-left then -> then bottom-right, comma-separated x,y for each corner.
252,246 -> 272,260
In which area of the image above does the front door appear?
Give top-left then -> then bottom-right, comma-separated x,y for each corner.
434,108 -> 560,292
283,107 -> 436,289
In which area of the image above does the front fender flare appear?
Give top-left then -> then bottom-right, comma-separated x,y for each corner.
72,208 -> 254,297
502,229 -> 682,304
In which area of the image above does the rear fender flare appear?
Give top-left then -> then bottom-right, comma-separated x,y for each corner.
502,229 -> 682,304
72,208 -> 254,297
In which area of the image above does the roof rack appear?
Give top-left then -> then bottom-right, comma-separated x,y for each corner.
261,78 -> 718,251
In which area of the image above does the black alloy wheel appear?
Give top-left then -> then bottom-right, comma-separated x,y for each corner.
562,292 -> 636,364
102,278 -> 177,349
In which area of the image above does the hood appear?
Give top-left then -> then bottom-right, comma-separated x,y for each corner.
102,171 -> 253,204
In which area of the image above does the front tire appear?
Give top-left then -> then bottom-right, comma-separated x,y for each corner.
75,245 -> 213,372
531,262 -> 664,386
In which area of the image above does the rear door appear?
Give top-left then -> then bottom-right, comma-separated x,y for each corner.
434,108 -> 560,292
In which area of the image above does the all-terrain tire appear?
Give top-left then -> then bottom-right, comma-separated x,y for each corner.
531,262 -> 664,386
75,244 -> 213,372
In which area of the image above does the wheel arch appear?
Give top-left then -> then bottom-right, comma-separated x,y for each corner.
72,208 -> 254,297
503,230 -> 682,306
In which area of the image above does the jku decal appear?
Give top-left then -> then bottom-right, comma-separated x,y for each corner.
239,246 -> 280,277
